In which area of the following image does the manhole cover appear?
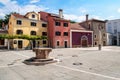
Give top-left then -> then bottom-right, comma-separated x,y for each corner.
73,62 -> 83,65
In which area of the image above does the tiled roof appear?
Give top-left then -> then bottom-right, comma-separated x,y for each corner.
53,17 -> 69,21
80,18 -> 106,24
12,14 -> 27,19
70,23 -> 89,31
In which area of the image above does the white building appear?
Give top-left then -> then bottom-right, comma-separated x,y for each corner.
106,19 -> 120,46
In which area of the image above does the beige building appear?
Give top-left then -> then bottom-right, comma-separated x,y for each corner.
80,15 -> 107,47
8,12 -> 48,49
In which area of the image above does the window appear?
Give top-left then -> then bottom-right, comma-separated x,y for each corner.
42,32 -> 47,36
55,22 -> 61,26
42,23 -> 47,27
103,33 -> 105,37
16,20 -> 22,25
63,23 -> 68,27
55,31 -> 61,36
57,41 -> 59,46
32,14 -> 35,18
43,40 -> 46,44
31,31 -> 36,35
95,42 -> 97,45
16,30 -> 23,34
88,24 -> 91,29
64,32 -> 68,36
94,35 -> 96,38
31,22 -> 36,26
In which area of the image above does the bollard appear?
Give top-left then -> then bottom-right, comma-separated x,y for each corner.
98,44 -> 101,50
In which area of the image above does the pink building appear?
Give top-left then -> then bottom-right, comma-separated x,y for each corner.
39,9 -> 70,48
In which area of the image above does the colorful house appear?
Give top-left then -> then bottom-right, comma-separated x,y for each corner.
39,9 -> 70,48
70,23 -> 93,47
8,12 -> 48,49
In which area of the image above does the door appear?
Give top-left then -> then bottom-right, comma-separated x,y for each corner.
81,40 -> 87,47
64,41 -> 67,48
18,40 -> 22,49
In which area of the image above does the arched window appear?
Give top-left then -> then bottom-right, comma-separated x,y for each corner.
30,31 -> 36,35
16,30 -> 23,34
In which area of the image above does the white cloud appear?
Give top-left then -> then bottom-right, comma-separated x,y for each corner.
64,14 -> 86,22
118,8 -> 120,13
64,14 -> 104,22
0,0 -> 48,18
30,0 -> 40,3
79,7 -> 87,13
0,0 -> 10,5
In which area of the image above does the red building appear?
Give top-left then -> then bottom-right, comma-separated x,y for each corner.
39,9 -> 70,48
70,23 -> 93,47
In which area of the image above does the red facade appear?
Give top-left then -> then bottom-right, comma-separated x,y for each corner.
70,23 -> 93,47
71,31 -> 93,47
39,11 -> 70,48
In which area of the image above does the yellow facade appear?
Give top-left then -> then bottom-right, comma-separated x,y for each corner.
8,12 -> 48,49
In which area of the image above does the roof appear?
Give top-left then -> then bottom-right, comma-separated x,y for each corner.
12,13 -> 27,19
80,18 -> 106,24
70,23 -> 90,31
53,17 -> 70,21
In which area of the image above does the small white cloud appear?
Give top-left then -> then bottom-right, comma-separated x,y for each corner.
79,7 -> 87,13
0,0 -> 10,5
64,14 -> 85,22
30,0 -> 40,3
118,8 -> 120,13
107,16 -> 115,20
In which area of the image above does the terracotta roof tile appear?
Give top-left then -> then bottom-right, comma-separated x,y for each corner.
70,23 -> 89,31
12,14 -> 27,19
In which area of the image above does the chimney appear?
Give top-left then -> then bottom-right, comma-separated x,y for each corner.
86,14 -> 89,21
59,9 -> 63,18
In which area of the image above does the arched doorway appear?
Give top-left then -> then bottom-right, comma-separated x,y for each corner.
81,35 -> 88,47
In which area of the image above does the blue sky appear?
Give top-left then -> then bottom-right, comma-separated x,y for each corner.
0,0 -> 120,21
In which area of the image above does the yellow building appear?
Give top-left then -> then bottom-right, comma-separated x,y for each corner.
8,12 -> 48,49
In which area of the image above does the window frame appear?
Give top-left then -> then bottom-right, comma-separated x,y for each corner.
16,30 -> 23,35
55,21 -> 61,26
16,20 -> 22,25
63,22 -> 68,27
64,32 -> 68,36
31,22 -> 36,26
30,31 -> 36,35
55,31 -> 61,36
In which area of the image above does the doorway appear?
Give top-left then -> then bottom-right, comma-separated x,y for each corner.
18,40 -> 23,49
64,41 -> 67,48
81,35 -> 88,47
81,40 -> 87,47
